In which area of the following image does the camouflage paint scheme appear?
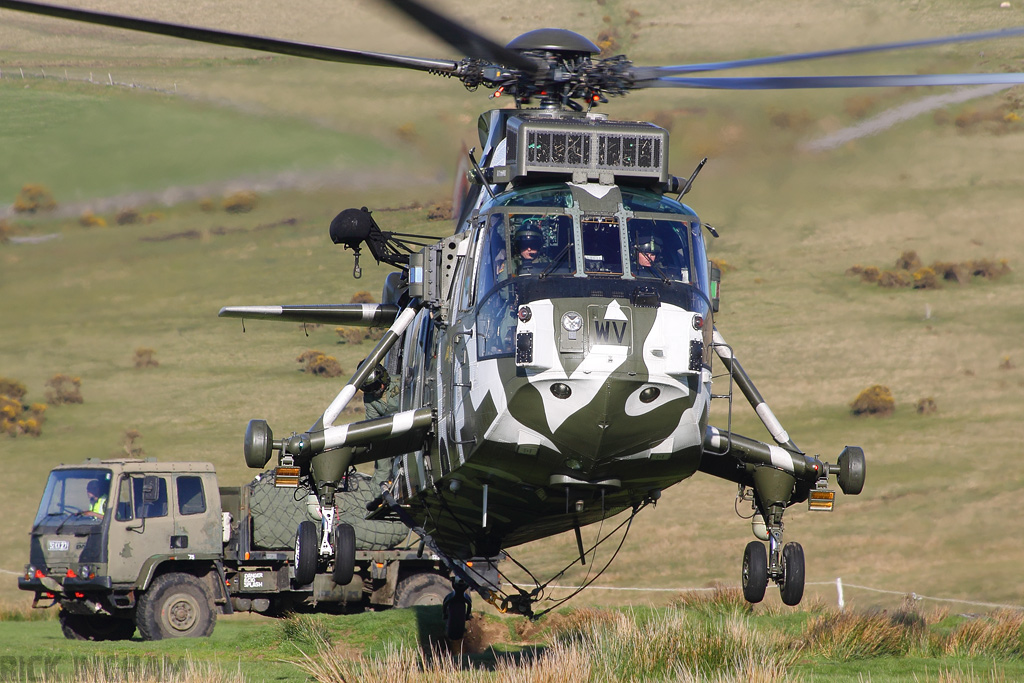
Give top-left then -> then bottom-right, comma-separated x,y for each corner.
391,181 -> 715,557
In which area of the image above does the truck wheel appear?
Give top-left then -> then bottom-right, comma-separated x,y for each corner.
294,521 -> 319,586
136,573 -> 216,640
332,523 -> 356,585
393,573 -> 451,608
59,611 -> 136,641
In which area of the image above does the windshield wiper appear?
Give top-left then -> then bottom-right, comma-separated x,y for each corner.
539,243 -> 573,279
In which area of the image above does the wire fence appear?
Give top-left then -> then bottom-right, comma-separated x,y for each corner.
0,65 -> 178,95
2,564 -> 1019,612
528,579 -> 1023,612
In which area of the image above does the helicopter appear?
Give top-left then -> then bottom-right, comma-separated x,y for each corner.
5,0 -> 1024,640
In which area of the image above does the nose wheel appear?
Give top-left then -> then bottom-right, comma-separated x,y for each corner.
740,539 -> 805,605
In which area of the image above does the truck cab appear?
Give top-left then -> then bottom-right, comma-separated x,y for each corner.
21,458 -> 229,640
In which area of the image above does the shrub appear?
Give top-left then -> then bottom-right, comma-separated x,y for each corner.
120,429 -> 144,457
912,267 -> 941,290
426,201 -> 452,221
199,198 -> 217,212
932,261 -> 968,284
877,270 -> 911,288
45,374 -> 83,405
0,397 -> 45,438
916,397 -> 938,415
851,384 -> 895,417
967,258 -> 1011,280
78,211 -> 107,228
0,219 -> 14,244
297,350 -> 343,378
134,347 -> 159,368
0,378 -> 27,401
223,190 -> 259,214
349,291 -> 376,304
895,250 -> 922,271
860,266 -> 880,283
336,327 -> 367,344
115,208 -> 140,225
13,184 -> 56,213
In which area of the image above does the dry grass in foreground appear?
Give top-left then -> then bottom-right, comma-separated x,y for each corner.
289,599 -> 1023,683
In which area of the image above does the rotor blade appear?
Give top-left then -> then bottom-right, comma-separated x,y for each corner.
638,25 -> 1024,78
218,304 -> 400,326
382,0 -> 539,72
0,0 -> 459,73
647,72 -> 1024,90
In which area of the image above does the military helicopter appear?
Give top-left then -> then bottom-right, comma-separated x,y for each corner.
5,0 -> 1024,639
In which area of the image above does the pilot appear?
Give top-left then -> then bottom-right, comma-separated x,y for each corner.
635,236 -> 664,277
513,224 -> 547,274
86,479 -> 108,517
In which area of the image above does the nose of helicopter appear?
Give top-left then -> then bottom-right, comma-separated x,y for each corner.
509,372 -> 702,467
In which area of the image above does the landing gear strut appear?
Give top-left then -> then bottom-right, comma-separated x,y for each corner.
442,580 -> 472,640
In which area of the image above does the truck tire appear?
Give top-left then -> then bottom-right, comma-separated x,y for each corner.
59,611 -> 136,641
294,520 -> 319,587
136,572 -> 216,640
332,523 -> 356,586
393,573 -> 450,608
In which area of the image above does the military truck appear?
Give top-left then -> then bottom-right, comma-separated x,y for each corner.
18,458 -> 468,640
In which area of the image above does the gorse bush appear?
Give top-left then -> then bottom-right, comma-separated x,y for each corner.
134,347 -> 159,369
13,183 -> 56,213
0,396 -> 46,437
297,350 -> 343,378
45,374 -> 83,405
0,378 -> 27,401
849,253 -> 1011,290
222,190 -> 259,214
851,384 -> 895,417
79,211 -> 107,228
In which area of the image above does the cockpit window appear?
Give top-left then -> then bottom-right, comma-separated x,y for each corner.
581,216 -> 623,275
508,213 -> 575,277
494,184 -> 574,209
627,217 -> 692,283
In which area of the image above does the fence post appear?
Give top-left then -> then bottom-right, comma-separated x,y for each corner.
836,577 -> 845,612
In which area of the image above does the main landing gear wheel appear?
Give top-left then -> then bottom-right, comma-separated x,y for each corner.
741,541 -> 768,604
332,523 -> 356,585
294,520 -> 319,587
442,585 -> 472,640
779,542 -> 805,606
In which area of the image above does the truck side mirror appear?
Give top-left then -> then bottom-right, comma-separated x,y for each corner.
142,476 -> 160,504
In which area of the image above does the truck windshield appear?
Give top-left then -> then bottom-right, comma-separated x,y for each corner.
32,468 -> 113,530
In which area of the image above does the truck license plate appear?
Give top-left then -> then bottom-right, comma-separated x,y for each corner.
48,540 -> 70,551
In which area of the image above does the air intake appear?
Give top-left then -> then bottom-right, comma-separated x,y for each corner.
503,116 -> 668,184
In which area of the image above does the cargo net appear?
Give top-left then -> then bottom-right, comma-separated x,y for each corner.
249,470 -> 314,550
335,471 -> 409,551
249,469 -> 409,551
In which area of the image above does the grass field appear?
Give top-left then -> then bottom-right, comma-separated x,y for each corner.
1,0 -> 1023,678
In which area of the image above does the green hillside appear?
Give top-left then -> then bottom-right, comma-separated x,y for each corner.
1,0 -> 1021,645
